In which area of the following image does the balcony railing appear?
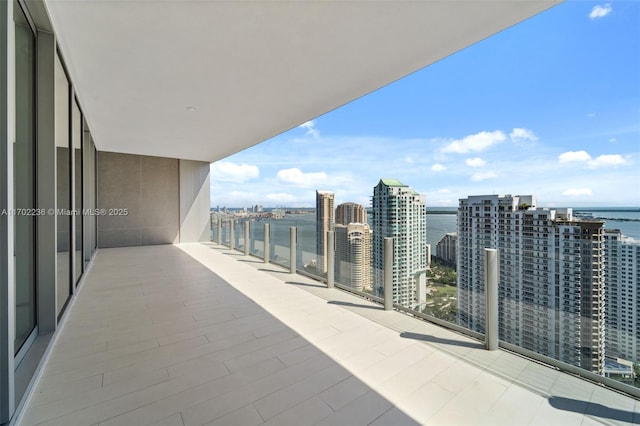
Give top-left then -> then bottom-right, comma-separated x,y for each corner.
211,214 -> 640,400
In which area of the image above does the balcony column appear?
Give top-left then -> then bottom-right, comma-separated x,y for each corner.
263,223 -> 270,263
244,221 -> 250,256
327,230 -> 334,288
290,227 -> 296,274
229,219 -> 234,250
384,237 -> 394,311
216,218 -> 222,245
485,248 -> 499,350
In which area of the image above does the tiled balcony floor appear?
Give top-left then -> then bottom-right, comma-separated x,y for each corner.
17,243 -> 640,426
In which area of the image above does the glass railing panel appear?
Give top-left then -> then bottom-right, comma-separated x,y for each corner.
220,220 -> 229,247
210,216 -> 217,242
233,219 -> 244,252
268,224 -> 291,268
212,208 -> 640,398
421,258 -> 458,323
209,208 -> 639,398
249,221 -> 265,259
297,247 -> 323,280
333,246 -> 376,298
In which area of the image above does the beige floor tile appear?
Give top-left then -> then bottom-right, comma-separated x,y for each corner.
17,244 -> 639,426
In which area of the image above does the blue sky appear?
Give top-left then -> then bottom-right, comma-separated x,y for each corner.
211,1 -> 640,208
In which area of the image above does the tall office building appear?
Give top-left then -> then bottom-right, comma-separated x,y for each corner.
372,179 -> 427,308
336,202 -> 367,225
604,230 -> 640,364
335,223 -> 373,292
457,195 -> 605,374
316,190 -> 335,274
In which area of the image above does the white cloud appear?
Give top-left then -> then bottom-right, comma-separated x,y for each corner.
299,120 -> 320,138
226,191 -> 258,204
211,161 -> 259,183
276,168 -> 328,186
437,188 -> 451,194
589,3 -> 612,20
265,193 -> 298,203
431,163 -> 447,172
465,157 -> 486,168
558,151 -> 628,169
587,112 -> 596,118
558,150 -> 592,163
441,130 -> 506,154
609,138 -> 616,143
405,156 -> 415,164
228,190 -> 257,199
587,154 -> 628,169
208,189 -> 260,207
509,128 -> 538,143
562,188 -> 593,196
471,171 -> 498,181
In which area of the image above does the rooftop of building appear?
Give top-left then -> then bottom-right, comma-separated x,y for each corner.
379,178 -> 408,187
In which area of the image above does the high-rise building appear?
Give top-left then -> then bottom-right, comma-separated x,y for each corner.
604,229 -> 640,364
457,195 -> 605,374
372,179 -> 427,308
436,232 -> 457,265
336,202 -> 367,225
335,223 -> 373,292
316,190 -> 335,274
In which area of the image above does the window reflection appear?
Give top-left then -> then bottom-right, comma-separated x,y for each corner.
14,0 -> 36,354
55,54 -> 71,317
72,100 -> 82,284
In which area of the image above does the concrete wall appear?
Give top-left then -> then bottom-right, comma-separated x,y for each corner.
97,152 -> 210,248
179,159 -> 211,243
98,152 -> 180,247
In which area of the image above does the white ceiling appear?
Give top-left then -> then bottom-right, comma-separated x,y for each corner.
44,1 -> 560,163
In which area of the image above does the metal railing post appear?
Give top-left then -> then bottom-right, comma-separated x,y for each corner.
290,227 -> 297,274
263,223 -> 270,263
384,237 -> 394,310
327,231 -> 334,288
229,219 -> 234,250
485,248 -> 499,350
244,221 -> 250,256
216,218 -> 222,245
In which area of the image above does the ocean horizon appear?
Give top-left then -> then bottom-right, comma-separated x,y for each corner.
213,206 -> 640,256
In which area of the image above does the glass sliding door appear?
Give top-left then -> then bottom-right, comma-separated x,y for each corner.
72,100 -> 82,285
13,0 -> 36,355
83,123 -> 96,267
55,54 -> 71,317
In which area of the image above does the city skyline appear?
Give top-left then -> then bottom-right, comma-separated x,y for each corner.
212,189 -> 639,375
210,1 -> 639,209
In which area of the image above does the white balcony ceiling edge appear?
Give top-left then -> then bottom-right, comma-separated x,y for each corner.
43,0 -> 560,162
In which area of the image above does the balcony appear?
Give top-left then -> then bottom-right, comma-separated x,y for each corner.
16,244 -> 640,425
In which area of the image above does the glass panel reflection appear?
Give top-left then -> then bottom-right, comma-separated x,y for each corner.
55,55 -> 71,317
72,100 -> 82,284
14,0 -> 36,353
